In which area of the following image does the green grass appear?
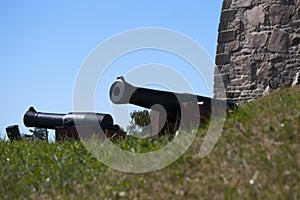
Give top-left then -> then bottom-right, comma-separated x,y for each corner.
1,86 -> 299,199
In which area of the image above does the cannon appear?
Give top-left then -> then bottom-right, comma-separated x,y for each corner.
110,76 -> 237,135
23,107 -> 124,141
6,125 -> 21,141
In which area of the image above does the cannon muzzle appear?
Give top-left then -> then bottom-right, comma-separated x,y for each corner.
110,76 -> 184,113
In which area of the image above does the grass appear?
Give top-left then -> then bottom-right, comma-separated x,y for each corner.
0,85 -> 299,199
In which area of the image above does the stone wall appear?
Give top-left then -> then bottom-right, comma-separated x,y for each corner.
214,0 -> 300,103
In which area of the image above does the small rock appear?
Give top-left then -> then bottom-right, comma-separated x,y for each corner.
290,33 -> 300,46
262,86 -> 270,96
119,191 -> 126,197
228,40 -> 240,52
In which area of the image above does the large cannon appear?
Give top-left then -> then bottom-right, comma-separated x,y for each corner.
23,107 -> 124,140
110,76 -> 237,135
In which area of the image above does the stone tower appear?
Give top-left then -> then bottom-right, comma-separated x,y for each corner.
214,0 -> 300,103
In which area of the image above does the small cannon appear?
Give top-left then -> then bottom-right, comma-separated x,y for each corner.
23,107 -> 124,141
6,125 -> 21,141
110,76 -> 237,135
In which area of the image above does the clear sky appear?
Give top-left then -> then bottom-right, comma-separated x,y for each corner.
0,1 -> 223,140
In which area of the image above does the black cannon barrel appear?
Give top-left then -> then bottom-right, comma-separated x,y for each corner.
23,107 -> 64,129
23,107 -> 114,130
109,76 -> 237,114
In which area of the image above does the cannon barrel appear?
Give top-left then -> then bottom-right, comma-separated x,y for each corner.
109,76 -> 237,116
23,107 -> 114,130
110,76 -> 182,113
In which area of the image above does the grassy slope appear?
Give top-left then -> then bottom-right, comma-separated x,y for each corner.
0,86 -> 299,199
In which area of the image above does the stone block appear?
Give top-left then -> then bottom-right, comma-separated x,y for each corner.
247,32 -> 268,48
218,30 -> 237,43
269,75 -> 282,89
244,6 -> 265,27
218,21 -> 228,32
230,77 -> 245,86
222,73 -> 231,82
226,90 -> 242,99
229,19 -> 242,30
220,9 -> 238,22
234,0 -> 252,8
269,4 -> 295,26
241,48 -> 253,54
228,40 -> 240,52
257,62 -> 272,80
268,29 -> 289,53
217,44 -> 225,54
216,53 -> 230,65
222,0 -> 232,10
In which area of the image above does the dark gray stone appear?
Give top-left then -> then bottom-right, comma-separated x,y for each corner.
216,53 -> 230,65
226,91 -> 241,98
269,75 -> 282,89
222,0 -> 232,10
220,9 -> 238,22
217,44 -> 225,54
293,19 -> 300,29
218,30 -> 237,43
268,29 -> 290,53
222,73 -> 230,82
290,33 -> 300,46
218,21 -> 228,32
269,4 -> 295,25
248,32 -> 268,48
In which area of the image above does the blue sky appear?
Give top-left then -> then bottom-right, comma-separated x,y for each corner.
0,1 -> 222,140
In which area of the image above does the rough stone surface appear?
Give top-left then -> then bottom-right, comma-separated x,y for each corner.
268,29 -> 289,53
269,4 -> 295,26
216,53 -> 230,65
222,0 -> 232,10
215,0 -> 300,103
247,32 -> 268,48
221,9 -> 238,22
290,33 -> 300,45
218,30 -> 237,43
234,0 -> 252,8
244,6 -> 265,27
228,40 -> 240,52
